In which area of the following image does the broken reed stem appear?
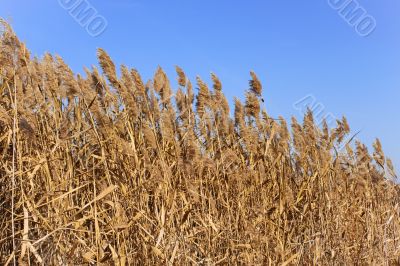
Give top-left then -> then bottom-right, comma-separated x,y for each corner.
11,70 -> 17,266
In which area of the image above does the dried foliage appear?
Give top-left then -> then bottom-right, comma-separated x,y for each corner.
0,21 -> 399,265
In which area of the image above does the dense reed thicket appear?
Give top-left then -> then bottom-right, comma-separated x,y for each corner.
0,20 -> 399,265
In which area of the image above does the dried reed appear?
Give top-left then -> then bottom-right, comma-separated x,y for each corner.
0,20 -> 399,265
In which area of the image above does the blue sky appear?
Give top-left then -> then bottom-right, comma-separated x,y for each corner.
1,1 -> 399,172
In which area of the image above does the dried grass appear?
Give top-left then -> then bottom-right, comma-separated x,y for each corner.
0,20 -> 399,265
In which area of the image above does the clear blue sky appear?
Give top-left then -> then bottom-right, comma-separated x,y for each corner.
1,1 -> 399,172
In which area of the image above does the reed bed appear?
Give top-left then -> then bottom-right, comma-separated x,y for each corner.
0,20 -> 399,265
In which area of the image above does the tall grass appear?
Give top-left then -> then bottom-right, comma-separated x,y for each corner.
0,20 -> 399,265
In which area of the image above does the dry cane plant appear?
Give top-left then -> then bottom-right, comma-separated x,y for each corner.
0,20 -> 399,265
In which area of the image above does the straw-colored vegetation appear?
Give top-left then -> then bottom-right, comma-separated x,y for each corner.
0,20 -> 399,265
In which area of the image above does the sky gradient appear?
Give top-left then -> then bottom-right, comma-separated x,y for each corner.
1,0 -> 399,172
